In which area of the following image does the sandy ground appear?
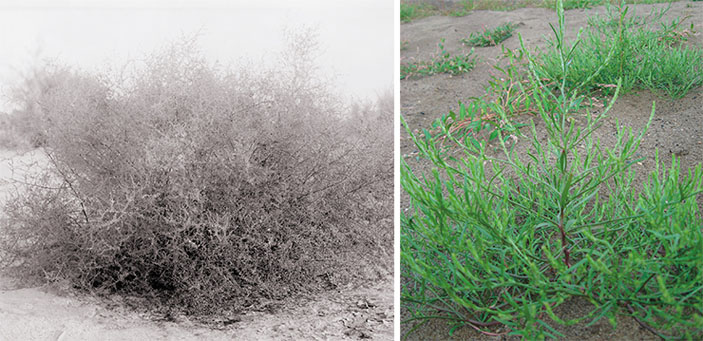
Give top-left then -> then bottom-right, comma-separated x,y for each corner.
401,1 -> 703,340
0,149 -> 394,341
0,277 -> 393,341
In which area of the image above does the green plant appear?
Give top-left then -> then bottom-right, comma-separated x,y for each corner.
400,39 -> 477,79
545,0 -> 680,10
653,14 -> 695,46
448,0 -> 475,16
423,47 -> 534,147
536,1 -> 703,98
462,23 -> 518,47
403,0 -> 685,21
545,0 -> 604,10
454,0 -> 544,11
401,0 -> 703,339
401,2 -> 435,23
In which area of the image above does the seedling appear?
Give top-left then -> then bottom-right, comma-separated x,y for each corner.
424,47 -> 535,147
401,39 -> 477,79
462,23 -> 518,47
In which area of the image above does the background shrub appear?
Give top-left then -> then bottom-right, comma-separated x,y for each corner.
536,2 -> 703,98
0,34 -> 392,315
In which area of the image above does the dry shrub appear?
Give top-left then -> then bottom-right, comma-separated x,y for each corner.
0,35 -> 392,315
0,116 -> 28,150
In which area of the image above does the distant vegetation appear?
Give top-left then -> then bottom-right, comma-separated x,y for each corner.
462,23 -> 518,47
401,39 -> 477,79
537,3 -> 702,98
400,0 -> 687,23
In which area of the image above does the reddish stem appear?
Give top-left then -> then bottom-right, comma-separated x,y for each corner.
466,322 -> 510,337
624,302 -> 666,339
559,210 -> 570,267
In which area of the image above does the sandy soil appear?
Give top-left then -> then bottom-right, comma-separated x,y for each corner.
401,1 -> 703,340
0,277 -> 393,341
0,150 -> 394,341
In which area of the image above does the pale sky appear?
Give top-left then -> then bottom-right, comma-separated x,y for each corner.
0,0 -> 393,112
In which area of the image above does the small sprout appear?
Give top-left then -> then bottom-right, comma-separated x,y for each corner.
462,23 -> 518,47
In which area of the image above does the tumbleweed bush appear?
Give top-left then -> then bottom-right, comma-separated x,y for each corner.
401,0 -> 702,339
0,34 -> 392,316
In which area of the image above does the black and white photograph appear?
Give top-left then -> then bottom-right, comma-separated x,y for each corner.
0,0 -> 394,339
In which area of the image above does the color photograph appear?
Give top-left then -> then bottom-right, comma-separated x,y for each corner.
400,0 -> 703,339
